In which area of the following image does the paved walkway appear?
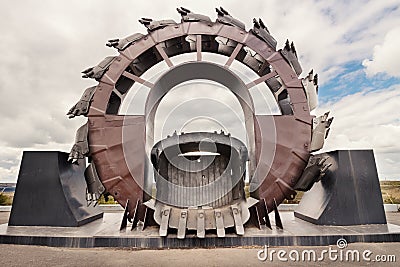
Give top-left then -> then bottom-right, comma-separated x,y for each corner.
0,241 -> 399,266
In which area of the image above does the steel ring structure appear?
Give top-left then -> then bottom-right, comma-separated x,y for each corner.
67,7 -> 332,237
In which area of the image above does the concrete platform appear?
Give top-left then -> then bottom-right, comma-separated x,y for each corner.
1,211 -> 400,248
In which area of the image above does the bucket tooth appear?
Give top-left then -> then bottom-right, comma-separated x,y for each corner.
231,204 -> 244,235
215,209 -> 225,238
159,207 -> 171,237
177,210 -> 188,239
130,199 -> 140,230
197,210 -> 205,238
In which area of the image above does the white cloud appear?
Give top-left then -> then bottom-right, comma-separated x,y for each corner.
363,26 -> 400,77
318,86 -> 400,179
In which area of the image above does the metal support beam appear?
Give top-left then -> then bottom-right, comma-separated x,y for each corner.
131,199 -> 141,230
245,71 -> 277,89
273,198 -> 283,229
225,43 -> 243,67
122,71 -> 154,88
196,35 -> 202,61
155,44 -> 174,68
120,199 -> 130,231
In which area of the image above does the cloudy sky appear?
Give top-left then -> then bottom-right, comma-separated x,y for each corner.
1,0 -> 399,182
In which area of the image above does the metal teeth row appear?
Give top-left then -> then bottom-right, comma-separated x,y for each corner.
157,203 -> 247,239
73,7 -> 310,120
105,7 -> 273,54
167,129 -> 231,138
81,7 -> 302,82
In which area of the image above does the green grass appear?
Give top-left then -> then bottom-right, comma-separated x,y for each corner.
380,181 -> 400,204
0,193 -> 13,205
97,194 -> 118,204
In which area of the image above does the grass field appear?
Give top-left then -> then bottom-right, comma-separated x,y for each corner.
380,181 -> 400,204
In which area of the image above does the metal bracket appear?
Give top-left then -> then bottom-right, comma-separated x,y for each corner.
177,7 -> 211,22
139,18 -> 177,32
68,123 -> 89,163
106,33 -> 145,51
275,178 -> 297,200
302,69 -> 319,111
84,163 -> 105,205
294,155 -> 332,191
242,46 -> 270,76
82,56 -> 116,80
67,86 -> 96,118
216,7 -> 245,30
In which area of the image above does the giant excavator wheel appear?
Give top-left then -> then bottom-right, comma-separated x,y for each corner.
68,7 -> 332,237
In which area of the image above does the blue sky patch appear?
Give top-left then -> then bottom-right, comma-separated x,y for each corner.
319,61 -> 400,103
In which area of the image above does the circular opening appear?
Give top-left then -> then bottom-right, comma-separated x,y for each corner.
154,79 -> 247,144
